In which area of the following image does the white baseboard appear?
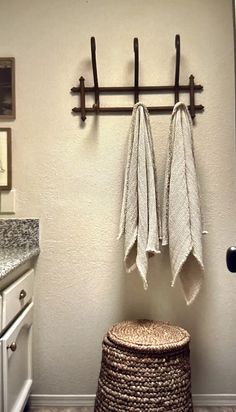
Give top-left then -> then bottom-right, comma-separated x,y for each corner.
29,394 -> 95,406
193,394 -> 236,406
29,394 -> 236,408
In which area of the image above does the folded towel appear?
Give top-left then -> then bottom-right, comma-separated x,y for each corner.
162,102 -> 204,305
118,102 -> 161,289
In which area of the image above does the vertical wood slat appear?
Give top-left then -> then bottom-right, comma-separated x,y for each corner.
189,75 -> 196,119
79,77 -> 86,121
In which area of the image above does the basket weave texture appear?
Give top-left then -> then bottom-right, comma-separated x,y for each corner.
95,319 -> 193,412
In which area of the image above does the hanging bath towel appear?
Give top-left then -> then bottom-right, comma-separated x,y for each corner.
162,102 -> 204,305
118,102 -> 161,289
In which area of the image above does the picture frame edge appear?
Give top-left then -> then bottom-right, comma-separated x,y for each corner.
0,57 -> 16,121
0,127 -> 12,191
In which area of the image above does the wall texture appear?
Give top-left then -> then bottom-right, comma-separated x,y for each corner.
0,0 -> 235,395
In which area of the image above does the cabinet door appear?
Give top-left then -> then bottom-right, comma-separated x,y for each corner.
2,269 -> 34,330
0,340 -> 2,412
1,302 -> 33,412
0,295 -> 2,333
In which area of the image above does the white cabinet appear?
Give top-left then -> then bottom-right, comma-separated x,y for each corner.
2,269 -> 34,331
0,269 -> 34,412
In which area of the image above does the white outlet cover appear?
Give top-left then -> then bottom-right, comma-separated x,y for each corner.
0,189 -> 16,214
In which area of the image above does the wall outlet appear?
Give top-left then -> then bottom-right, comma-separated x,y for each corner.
0,189 -> 16,214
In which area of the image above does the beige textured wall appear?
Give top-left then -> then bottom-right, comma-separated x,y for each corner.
0,0 -> 235,395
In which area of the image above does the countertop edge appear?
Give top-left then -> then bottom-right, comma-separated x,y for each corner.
0,247 -> 40,281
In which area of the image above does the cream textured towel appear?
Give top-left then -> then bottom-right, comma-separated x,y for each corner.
118,102 -> 161,289
162,102 -> 204,305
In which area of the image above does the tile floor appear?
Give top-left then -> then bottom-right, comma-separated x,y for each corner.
27,408 -> 236,412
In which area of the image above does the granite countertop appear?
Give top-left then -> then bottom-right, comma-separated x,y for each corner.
0,246 -> 40,279
0,219 -> 40,280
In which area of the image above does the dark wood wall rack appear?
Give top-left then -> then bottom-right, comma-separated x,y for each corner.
71,35 -> 204,121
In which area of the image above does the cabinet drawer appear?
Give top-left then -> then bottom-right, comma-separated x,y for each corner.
2,269 -> 34,330
1,302 -> 33,412
0,295 -> 2,333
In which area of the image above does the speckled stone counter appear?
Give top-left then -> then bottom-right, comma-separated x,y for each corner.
0,218 -> 40,280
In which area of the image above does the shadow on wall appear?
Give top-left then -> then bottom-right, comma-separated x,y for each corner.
121,247 -> 183,322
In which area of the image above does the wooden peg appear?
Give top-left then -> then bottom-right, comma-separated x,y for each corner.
133,38 -> 139,104
174,34 -> 180,104
91,37 -> 100,111
189,74 -> 196,119
79,76 -> 86,121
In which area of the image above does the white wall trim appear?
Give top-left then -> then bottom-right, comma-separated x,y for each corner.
193,394 -> 236,406
29,394 -> 95,406
29,394 -> 236,407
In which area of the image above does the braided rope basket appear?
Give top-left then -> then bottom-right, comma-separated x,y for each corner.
95,319 -> 193,412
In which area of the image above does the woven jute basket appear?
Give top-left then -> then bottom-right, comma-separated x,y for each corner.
95,319 -> 193,412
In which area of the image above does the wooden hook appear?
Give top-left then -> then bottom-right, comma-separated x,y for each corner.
90,36 -> 100,111
133,38 -> 139,104
79,76 -> 86,121
189,74 -> 196,120
174,34 -> 180,104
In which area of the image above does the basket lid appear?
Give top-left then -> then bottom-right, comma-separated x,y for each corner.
107,319 -> 190,352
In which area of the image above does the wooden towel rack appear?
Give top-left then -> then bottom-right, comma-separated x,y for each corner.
71,35 -> 204,121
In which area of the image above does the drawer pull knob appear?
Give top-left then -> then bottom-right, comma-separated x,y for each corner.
7,342 -> 17,352
19,289 -> 27,300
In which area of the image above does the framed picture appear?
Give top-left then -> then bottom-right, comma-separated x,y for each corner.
0,128 -> 12,190
0,58 -> 15,119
